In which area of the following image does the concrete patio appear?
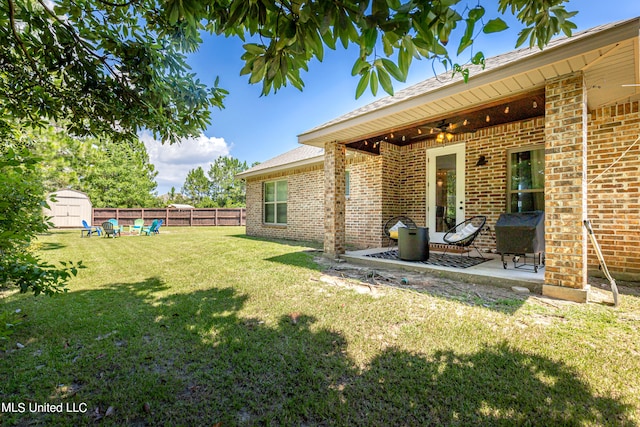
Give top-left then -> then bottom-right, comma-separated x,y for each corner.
341,247 -> 545,293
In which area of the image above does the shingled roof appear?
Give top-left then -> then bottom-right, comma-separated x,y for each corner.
237,145 -> 324,178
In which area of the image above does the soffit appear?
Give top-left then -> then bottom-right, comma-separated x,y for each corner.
299,18 -> 640,148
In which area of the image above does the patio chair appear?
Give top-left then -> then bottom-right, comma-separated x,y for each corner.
383,216 -> 417,247
442,215 -> 487,258
130,218 -> 144,235
141,219 -> 159,236
108,218 -> 122,234
81,220 -> 101,237
101,221 -> 120,238
154,219 -> 163,234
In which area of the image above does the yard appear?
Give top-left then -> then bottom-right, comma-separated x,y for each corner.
1,227 -> 639,426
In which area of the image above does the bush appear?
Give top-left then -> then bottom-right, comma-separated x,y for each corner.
0,147 -> 83,296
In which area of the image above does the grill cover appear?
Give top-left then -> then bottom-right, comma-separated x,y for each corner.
495,211 -> 545,254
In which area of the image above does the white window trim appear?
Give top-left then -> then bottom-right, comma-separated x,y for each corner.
263,179 -> 288,225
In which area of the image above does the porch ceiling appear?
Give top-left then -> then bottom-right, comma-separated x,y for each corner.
298,18 -> 640,152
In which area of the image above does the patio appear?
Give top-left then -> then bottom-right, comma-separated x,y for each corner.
342,246 -> 545,293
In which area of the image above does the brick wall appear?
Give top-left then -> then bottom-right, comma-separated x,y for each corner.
587,101 -> 640,279
245,164 -> 325,243
544,73 -> 589,290
244,101 -> 640,278
464,117 -> 546,250
346,152 -> 384,248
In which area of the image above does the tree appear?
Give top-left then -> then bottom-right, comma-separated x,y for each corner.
208,156 -> 250,207
182,167 -> 211,207
79,139 -> 160,208
2,0 -> 577,142
34,127 -> 160,208
0,144 -> 82,297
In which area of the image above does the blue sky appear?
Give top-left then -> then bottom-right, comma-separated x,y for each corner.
142,0 -> 640,195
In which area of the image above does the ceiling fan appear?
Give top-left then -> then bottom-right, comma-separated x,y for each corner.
416,119 -> 469,141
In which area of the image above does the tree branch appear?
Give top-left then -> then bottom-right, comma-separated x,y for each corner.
7,0 -> 40,71
35,0 -> 124,84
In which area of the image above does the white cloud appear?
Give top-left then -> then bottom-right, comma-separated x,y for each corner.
140,131 -> 231,195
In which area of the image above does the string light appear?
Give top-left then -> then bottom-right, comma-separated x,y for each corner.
486,115 -> 491,122
533,101 -> 538,108
463,119 -> 468,126
504,106 -> 510,114
417,128 -> 422,134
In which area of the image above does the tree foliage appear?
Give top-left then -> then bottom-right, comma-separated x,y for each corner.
0,145 -> 82,297
1,0 -> 577,142
34,127 -> 160,208
182,166 -> 212,207
181,157 -> 250,207
208,156 -> 250,207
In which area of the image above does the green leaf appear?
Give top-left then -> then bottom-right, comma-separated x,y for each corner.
243,43 -> 265,55
515,27 -> 534,48
355,72 -> 369,99
467,6 -> 485,22
377,67 -> 394,96
398,48 -> 411,80
382,34 -> 394,57
483,18 -> 508,34
369,70 -> 378,96
380,58 -> 404,82
351,58 -> 370,77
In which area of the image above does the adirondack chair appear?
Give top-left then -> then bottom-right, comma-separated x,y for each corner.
130,218 -> 144,235
81,220 -> 101,237
141,219 -> 159,236
108,218 -> 122,234
154,219 -> 163,234
101,221 -> 120,238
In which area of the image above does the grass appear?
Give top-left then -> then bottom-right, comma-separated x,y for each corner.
1,226 -> 639,426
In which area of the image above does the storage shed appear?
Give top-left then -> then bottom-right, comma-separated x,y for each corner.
43,189 -> 92,228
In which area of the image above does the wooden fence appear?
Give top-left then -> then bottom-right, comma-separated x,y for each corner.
92,208 -> 246,227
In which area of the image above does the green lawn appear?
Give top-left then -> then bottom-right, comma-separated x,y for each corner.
1,227 -> 639,426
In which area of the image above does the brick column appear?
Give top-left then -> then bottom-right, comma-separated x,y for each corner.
324,141 -> 346,257
542,72 -> 589,303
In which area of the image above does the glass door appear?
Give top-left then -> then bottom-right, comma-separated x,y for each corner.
427,143 -> 465,243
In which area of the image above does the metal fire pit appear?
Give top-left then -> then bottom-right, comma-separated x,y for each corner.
495,211 -> 545,272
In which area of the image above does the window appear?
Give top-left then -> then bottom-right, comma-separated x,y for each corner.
507,146 -> 545,213
345,170 -> 350,198
264,180 -> 287,224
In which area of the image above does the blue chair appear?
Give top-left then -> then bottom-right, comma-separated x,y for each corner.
81,220 -> 101,237
154,219 -> 163,234
141,219 -> 159,236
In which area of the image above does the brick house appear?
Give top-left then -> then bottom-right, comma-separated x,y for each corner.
238,18 -> 640,302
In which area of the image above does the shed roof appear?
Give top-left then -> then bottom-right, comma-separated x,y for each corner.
48,188 -> 91,200
167,203 -> 195,209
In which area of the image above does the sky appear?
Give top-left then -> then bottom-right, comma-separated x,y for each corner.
142,0 -> 640,195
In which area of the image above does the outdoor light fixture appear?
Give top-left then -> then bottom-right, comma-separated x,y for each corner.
436,131 -> 454,143
475,155 -> 488,166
